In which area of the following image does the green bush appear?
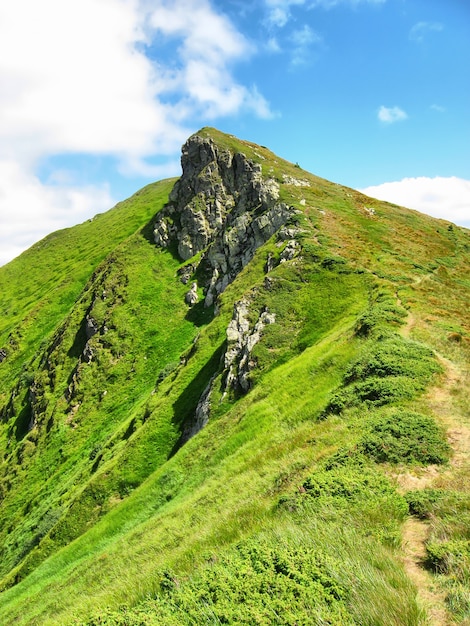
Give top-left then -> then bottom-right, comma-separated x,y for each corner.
358,410 -> 450,465
83,535 -> 353,625
426,539 -> 470,574
281,461 -> 407,521
328,376 -> 418,411
405,489 -> 446,518
301,464 -> 405,512
326,334 -> 440,414
355,302 -> 407,336
345,336 -> 440,384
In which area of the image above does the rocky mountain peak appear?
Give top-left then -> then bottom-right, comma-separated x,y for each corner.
154,133 -> 293,307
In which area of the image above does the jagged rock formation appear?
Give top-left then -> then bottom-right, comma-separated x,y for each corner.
181,298 -> 276,442
224,300 -> 276,394
181,373 -> 217,443
154,134 -> 293,307
184,282 -> 199,306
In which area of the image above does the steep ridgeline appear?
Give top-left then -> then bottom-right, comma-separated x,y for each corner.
154,135 -> 301,443
0,130 -> 312,597
0,128 -> 469,626
153,133 -> 304,440
154,134 -> 295,308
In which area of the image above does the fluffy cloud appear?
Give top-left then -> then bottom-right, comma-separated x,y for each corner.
378,105 -> 408,124
360,176 -> 470,228
148,1 -> 272,119
0,159 -> 115,266
309,0 -> 386,6
409,21 -> 443,44
0,0 -> 272,266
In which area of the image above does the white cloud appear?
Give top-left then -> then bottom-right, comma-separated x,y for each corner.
148,0 -> 272,119
309,0 -> 386,6
290,25 -> 323,65
378,105 -> 408,124
265,0 -> 387,28
0,0 -> 184,164
264,0 -> 305,27
359,177 -> 470,228
0,0 -> 273,266
291,24 -> 321,46
0,159 -> 115,266
430,104 -> 446,113
266,37 -> 282,53
409,21 -> 443,43
264,0 -> 386,27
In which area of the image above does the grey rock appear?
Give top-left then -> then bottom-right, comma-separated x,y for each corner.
279,226 -> 303,241
85,315 -> 99,341
154,135 -> 295,308
182,374 -> 217,442
223,300 -> 275,394
265,253 -> 275,273
83,343 -> 94,364
185,282 -> 199,306
280,240 -> 301,263
178,264 -> 195,285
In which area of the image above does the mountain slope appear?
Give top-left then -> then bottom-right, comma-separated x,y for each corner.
0,128 -> 469,625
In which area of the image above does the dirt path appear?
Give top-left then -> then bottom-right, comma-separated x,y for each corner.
427,355 -> 470,472
395,303 -> 469,625
402,517 -> 449,625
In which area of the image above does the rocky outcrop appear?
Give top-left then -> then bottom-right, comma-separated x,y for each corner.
85,315 -> 99,341
181,374 -> 217,443
154,134 -> 294,307
181,298 -> 276,442
223,300 -> 276,393
184,282 -> 199,307
279,240 -> 301,263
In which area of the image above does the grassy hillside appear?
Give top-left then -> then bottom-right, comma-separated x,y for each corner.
0,128 -> 468,625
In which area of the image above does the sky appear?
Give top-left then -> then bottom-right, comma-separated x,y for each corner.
0,0 -> 469,266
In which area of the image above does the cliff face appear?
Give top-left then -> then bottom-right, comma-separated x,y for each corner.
154,134 -> 293,307
153,134 -> 306,440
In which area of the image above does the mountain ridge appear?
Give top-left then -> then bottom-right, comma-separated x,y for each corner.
0,127 -> 468,625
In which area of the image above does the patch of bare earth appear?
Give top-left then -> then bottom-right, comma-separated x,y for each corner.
402,517 -> 449,625
395,307 -> 470,625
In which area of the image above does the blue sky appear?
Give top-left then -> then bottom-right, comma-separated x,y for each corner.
0,0 -> 469,265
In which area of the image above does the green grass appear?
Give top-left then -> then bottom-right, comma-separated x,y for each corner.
0,179 -> 176,398
0,127 -> 468,625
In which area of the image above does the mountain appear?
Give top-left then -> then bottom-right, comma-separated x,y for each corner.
0,127 -> 469,625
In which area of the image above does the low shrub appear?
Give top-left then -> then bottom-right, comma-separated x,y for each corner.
426,539 -> 470,574
326,334 -> 440,414
358,410 -> 450,465
355,301 -> 407,336
345,336 -> 440,384
328,376 -> 418,412
83,534 -> 353,625
280,460 -> 408,545
405,489 -> 446,518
